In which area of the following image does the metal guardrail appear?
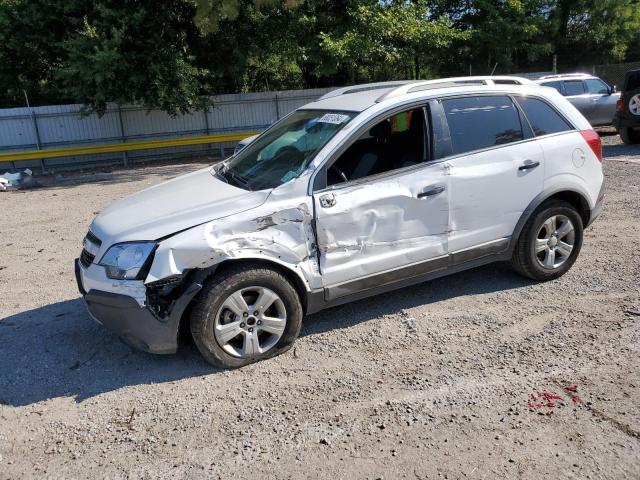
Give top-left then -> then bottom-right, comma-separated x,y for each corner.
0,130 -> 258,164
0,87 -> 333,172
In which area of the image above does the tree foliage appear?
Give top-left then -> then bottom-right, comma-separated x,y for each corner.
59,1 -> 208,115
318,1 -> 468,82
0,0 -> 638,112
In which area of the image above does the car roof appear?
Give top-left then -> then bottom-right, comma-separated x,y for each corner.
304,76 -> 535,113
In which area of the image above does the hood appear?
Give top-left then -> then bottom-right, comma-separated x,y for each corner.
90,167 -> 270,243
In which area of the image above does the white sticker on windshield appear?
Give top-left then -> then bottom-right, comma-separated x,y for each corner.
317,113 -> 350,124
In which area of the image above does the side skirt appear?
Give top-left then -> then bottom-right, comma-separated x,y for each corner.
305,238 -> 510,314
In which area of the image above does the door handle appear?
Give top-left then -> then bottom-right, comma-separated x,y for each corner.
518,161 -> 540,171
417,185 -> 445,198
319,193 -> 336,208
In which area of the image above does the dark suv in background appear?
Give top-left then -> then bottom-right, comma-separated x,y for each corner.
614,69 -> 640,144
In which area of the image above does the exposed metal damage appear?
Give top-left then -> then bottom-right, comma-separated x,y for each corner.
146,190 -> 321,293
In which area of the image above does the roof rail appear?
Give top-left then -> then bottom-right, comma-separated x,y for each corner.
317,81 -> 414,101
375,76 -> 531,102
538,73 -> 591,80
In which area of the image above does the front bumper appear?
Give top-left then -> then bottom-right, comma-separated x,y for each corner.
75,259 -> 202,354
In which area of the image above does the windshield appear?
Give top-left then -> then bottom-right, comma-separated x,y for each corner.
218,110 -> 356,190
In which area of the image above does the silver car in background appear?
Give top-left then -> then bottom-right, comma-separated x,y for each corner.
535,73 -> 620,126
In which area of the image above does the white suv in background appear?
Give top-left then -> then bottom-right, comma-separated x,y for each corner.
76,77 -> 605,369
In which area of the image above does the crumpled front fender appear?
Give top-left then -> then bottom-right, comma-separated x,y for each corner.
145,192 -> 321,292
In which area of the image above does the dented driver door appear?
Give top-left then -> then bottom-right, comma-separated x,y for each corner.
313,163 -> 450,300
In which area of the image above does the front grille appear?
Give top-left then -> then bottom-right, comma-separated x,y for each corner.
79,230 -> 101,268
79,248 -> 95,268
86,230 -> 102,247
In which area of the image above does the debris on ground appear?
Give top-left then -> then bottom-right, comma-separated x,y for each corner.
0,168 -> 41,190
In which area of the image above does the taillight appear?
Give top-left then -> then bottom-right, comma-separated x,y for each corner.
616,98 -> 623,111
580,129 -> 602,162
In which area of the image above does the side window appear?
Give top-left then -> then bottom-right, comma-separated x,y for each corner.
326,108 -> 426,186
441,96 -> 524,155
515,97 -> 573,137
563,80 -> 586,96
540,81 -> 563,94
584,78 -> 609,94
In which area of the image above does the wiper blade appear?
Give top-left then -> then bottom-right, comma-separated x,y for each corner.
222,167 -> 252,190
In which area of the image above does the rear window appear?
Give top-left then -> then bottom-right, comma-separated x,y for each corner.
563,80 -> 586,96
516,97 -> 573,137
442,96 -> 524,155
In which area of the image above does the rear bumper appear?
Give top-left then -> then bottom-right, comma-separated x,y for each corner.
75,258 -> 202,354
588,181 -> 605,227
613,115 -> 640,130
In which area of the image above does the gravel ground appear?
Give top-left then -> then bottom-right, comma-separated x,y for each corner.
1,133 -> 639,479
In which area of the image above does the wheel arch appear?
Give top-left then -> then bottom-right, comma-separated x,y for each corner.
211,258 -> 311,312
175,257 -> 313,347
511,188 -> 591,249
182,256 -> 311,314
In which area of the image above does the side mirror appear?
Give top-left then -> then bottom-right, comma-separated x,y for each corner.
611,85 -> 617,94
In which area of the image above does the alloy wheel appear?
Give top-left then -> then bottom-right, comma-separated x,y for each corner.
214,286 -> 287,358
630,94 -> 640,116
535,214 -> 575,269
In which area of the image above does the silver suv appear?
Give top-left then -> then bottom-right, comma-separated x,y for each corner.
76,78 -> 605,369
535,73 -> 620,126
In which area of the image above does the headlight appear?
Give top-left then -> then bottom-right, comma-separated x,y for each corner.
99,242 -> 156,280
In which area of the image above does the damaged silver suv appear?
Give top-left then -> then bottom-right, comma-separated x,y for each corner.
76,78 -> 605,368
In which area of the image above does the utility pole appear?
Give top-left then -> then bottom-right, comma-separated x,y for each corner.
24,90 -> 45,173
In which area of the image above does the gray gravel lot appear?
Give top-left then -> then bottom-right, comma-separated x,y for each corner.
1,133 -> 639,479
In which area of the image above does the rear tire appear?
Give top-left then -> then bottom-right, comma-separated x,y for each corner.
511,200 -> 583,281
190,265 -> 303,369
619,126 -> 640,145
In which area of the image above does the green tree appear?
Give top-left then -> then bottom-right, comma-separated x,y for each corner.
0,0 -> 89,106
318,1 -> 468,82
1,0 -> 639,112
59,0 -> 207,115
549,0 -> 640,64
192,0 -> 303,34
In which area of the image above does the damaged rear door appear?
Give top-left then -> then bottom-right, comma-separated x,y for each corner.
311,107 -> 449,300
437,94 -> 544,254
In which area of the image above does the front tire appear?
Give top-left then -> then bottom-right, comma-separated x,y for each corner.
190,265 -> 303,369
511,200 -> 583,281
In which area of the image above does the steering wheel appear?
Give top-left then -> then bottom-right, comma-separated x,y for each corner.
330,165 -> 348,183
